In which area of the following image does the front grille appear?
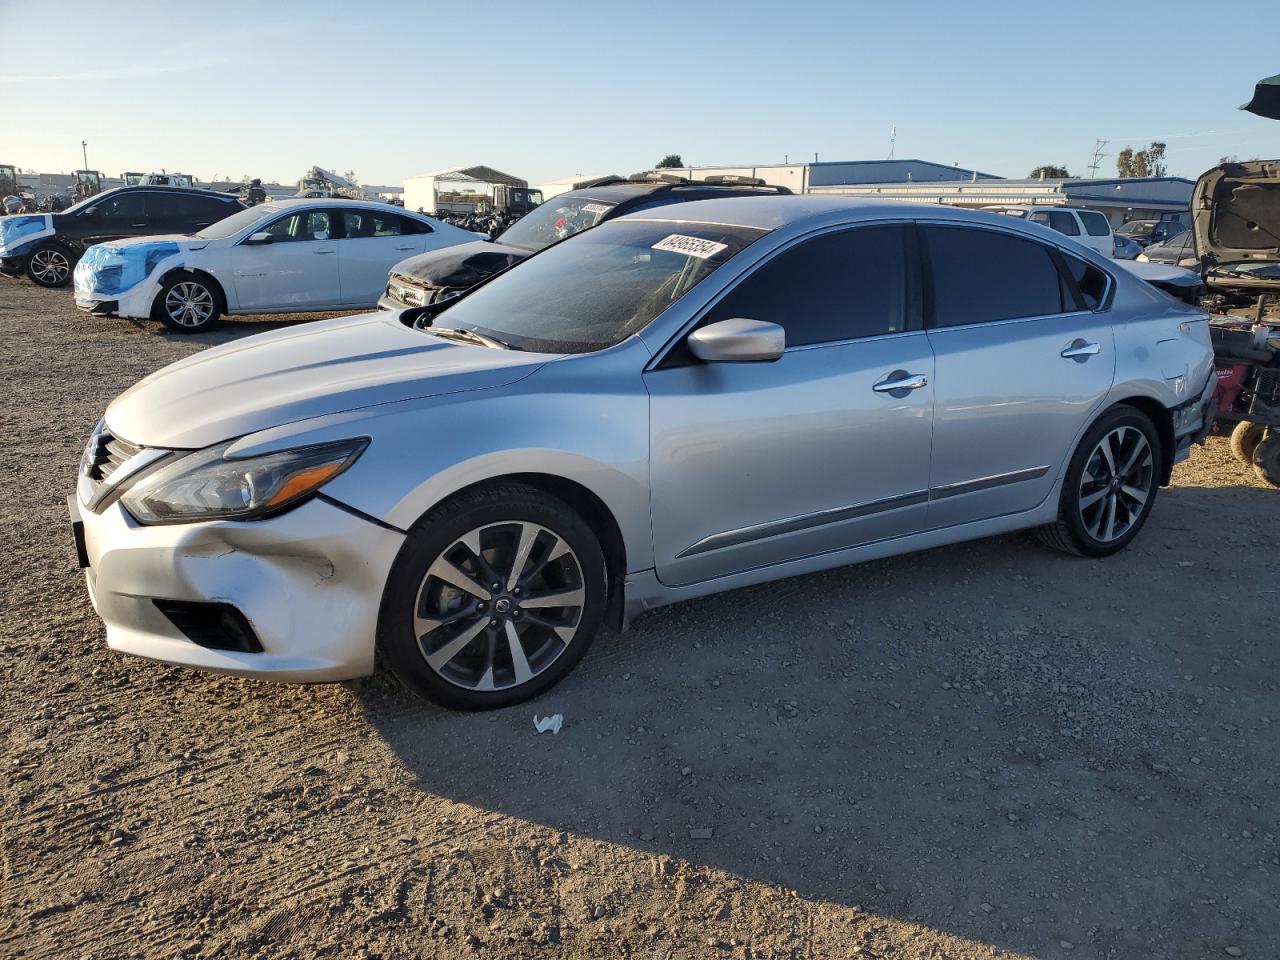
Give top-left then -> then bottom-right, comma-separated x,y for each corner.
389,278 -> 426,306
98,436 -> 142,482
81,430 -> 142,488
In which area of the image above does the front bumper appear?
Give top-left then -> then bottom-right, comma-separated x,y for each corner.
74,493 -> 405,682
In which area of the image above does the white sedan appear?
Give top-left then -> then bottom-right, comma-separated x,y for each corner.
72,199 -> 479,332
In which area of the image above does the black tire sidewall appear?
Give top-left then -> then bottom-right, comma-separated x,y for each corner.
378,486 -> 607,710
25,243 -> 73,288
154,273 -> 223,333
1253,433 -> 1280,487
1057,406 -> 1162,557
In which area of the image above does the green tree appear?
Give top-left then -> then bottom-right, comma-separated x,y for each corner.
1116,142 -> 1167,178
1029,164 -> 1071,179
656,154 -> 683,169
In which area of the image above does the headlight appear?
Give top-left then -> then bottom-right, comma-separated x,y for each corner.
1136,254 -> 1149,262
120,438 -> 368,524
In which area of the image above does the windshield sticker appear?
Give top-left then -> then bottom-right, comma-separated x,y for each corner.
582,203 -> 610,215
652,234 -> 729,260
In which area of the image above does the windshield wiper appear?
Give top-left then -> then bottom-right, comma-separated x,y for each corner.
425,326 -> 516,350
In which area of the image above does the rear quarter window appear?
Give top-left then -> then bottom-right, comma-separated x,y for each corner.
1060,253 -> 1110,310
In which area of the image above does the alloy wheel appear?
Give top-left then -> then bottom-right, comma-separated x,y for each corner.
413,521 -> 586,691
164,282 -> 215,327
30,248 -> 70,285
1077,425 -> 1154,542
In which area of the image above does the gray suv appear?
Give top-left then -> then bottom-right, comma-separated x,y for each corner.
72,197 -> 1216,709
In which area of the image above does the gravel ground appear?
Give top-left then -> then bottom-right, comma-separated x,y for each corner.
2,280 -> 1277,960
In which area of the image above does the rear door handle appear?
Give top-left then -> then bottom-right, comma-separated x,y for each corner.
313,249 -> 335,255
873,371 -> 929,394
1061,339 -> 1101,361
394,245 -> 415,251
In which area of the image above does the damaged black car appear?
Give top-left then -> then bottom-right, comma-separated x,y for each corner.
377,174 -> 790,310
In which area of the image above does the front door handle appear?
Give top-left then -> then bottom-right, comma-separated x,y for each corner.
873,371 -> 929,394
1061,339 -> 1101,362
394,245 -> 415,251
312,249 -> 336,255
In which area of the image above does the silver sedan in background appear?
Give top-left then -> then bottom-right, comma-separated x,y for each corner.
71,197 -> 1216,709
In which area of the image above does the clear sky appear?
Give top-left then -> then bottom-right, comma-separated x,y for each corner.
3,0 -> 1277,187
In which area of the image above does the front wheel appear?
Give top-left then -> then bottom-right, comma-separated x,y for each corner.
153,274 -> 222,333
378,483 -> 607,710
1035,405 -> 1162,557
25,243 -> 73,287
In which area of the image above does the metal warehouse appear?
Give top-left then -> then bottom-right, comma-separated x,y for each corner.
666,158 -> 1193,225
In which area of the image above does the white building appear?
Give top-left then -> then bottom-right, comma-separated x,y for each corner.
538,174 -> 620,200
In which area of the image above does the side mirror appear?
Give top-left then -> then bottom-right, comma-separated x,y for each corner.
243,231 -> 273,245
687,317 -> 785,363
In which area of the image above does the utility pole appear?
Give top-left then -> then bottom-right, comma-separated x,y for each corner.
81,141 -> 88,171
888,123 -> 896,160
1087,139 -> 1108,179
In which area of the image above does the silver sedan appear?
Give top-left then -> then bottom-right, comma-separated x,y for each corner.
71,197 -> 1217,709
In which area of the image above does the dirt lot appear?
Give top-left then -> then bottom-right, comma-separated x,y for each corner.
1,279 -> 1277,960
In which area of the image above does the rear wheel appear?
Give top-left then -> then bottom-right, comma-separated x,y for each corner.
1253,432 -> 1280,487
25,243 -> 73,287
1035,405 -> 1161,557
378,483 -> 607,710
153,273 -> 222,333
1230,420 -> 1265,464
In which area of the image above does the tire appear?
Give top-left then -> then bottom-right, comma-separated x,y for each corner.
1253,432 -> 1280,487
152,273 -> 223,333
1035,404 -> 1162,558
1230,420 -> 1266,464
377,482 -> 608,710
25,242 -> 74,288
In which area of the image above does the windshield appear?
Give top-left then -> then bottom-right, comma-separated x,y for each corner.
432,219 -> 766,353
496,196 -> 619,252
194,204 -> 281,240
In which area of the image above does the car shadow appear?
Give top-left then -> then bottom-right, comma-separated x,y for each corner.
353,482 -> 1279,957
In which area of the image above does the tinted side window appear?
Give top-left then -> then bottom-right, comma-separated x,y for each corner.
705,226 -> 909,346
1060,253 -> 1109,310
260,211 -> 331,242
1049,211 -> 1081,236
924,226 -> 1065,327
97,193 -> 146,220
1079,210 -> 1111,237
145,193 -> 183,218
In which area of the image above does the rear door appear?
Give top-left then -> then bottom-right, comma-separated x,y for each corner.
646,224 -> 936,586
920,224 -> 1115,528
335,209 -> 430,305
227,208 -> 341,311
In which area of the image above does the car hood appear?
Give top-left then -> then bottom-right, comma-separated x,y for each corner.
1192,159 -> 1280,288
105,311 -> 549,449
0,213 -> 54,254
391,239 -> 529,290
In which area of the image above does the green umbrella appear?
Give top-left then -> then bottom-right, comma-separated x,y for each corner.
1240,73 -> 1280,120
